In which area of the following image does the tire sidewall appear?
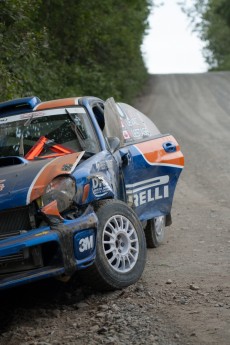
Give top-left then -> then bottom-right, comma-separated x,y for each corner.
144,216 -> 165,248
94,200 -> 146,289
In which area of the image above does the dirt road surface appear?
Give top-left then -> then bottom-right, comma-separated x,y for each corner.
0,72 -> 229,345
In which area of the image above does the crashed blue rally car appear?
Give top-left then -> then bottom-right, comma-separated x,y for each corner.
0,96 -> 184,291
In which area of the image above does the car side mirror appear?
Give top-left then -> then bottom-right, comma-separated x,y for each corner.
107,136 -> 120,153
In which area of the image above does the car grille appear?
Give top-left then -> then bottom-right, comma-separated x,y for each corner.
0,252 -> 24,263
0,207 -> 32,237
0,207 -> 31,269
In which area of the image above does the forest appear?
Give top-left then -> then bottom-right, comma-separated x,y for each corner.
183,0 -> 230,70
1,0 -> 230,103
0,0 -> 150,102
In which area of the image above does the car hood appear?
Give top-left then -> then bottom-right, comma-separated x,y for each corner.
0,152 -> 84,212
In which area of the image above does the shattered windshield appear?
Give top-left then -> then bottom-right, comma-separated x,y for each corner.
0,107 -> 99,158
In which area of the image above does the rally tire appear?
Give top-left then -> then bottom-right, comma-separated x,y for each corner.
85,199 -> 147,291
144,216 -> 165,248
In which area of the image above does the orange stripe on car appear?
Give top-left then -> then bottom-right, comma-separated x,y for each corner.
135,136 -> 184,167
27,152 -> 84,203
35,98 -> 79,110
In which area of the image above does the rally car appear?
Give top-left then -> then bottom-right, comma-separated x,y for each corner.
0,96 -> 184,291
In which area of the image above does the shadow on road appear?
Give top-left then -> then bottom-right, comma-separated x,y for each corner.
0,278 -> 91,334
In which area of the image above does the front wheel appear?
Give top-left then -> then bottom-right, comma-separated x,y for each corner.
86,200 -> 147,291
144,216 -> 165,248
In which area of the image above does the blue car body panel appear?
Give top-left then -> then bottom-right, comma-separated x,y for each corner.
120,145 -> 182,220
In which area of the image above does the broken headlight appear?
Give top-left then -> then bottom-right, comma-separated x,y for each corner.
42,176 -> 76,212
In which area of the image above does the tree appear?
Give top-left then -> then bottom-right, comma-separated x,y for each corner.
36,0 -> 151,100
0,0 -> 152,102
180,0 -> 230,70
0,0 -> 50,100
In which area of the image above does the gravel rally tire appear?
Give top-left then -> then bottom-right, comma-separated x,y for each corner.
144,216 -> 165,248
86,199 -> 147,291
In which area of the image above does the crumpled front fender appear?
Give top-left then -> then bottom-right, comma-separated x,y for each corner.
0,206 -> 98,290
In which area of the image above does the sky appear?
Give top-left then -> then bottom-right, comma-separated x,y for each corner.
141,0 -> 209,74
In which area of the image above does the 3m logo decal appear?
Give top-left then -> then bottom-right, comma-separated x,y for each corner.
0,180 -> 6,192
126,175 -> 169,207
79,235 -> 94,253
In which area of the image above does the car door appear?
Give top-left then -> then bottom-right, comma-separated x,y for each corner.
104,99 -> 184,222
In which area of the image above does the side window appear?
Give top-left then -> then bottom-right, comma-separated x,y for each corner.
92,103 -> 105,131
117,103 -> 161,144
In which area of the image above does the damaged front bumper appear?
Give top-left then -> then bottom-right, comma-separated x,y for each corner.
0,206 -> 98,290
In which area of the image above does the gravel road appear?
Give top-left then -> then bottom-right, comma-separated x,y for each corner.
0,72 -> 229,345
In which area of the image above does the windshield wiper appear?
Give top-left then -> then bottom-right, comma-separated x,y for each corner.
19,113 -> 34,156
65,108 -> 87,140
24,113 -> 34,127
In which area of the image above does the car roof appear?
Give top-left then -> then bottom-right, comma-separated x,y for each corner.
34,97 -> 81,110
0,96 -> 41,117
0,96 -> 83,117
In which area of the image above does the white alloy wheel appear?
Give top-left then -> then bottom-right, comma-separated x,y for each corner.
83,199 -> 146,290
154,216 -> 165,242
144,215 -> 166,248
102,215 -> 139,273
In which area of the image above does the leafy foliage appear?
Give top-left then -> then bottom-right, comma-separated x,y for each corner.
0,0 -> 48,99
0,0 -> 151,102
181,0 -> 230,70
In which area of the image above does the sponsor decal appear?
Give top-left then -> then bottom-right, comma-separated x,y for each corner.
132,127 -> 150,138
95,161 -> 107,171
62,163 -> 73,171
74,230 -> 95,260
79,235 -> 94,253
0,108 -> 86,125
121,115 -> 151,141
92,176 -> 111,197
0,180 -> 6,192
123,130 -> 131,140
20,111 -> 44,120
126,117 -> 138,127
126,175 -> 169,207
